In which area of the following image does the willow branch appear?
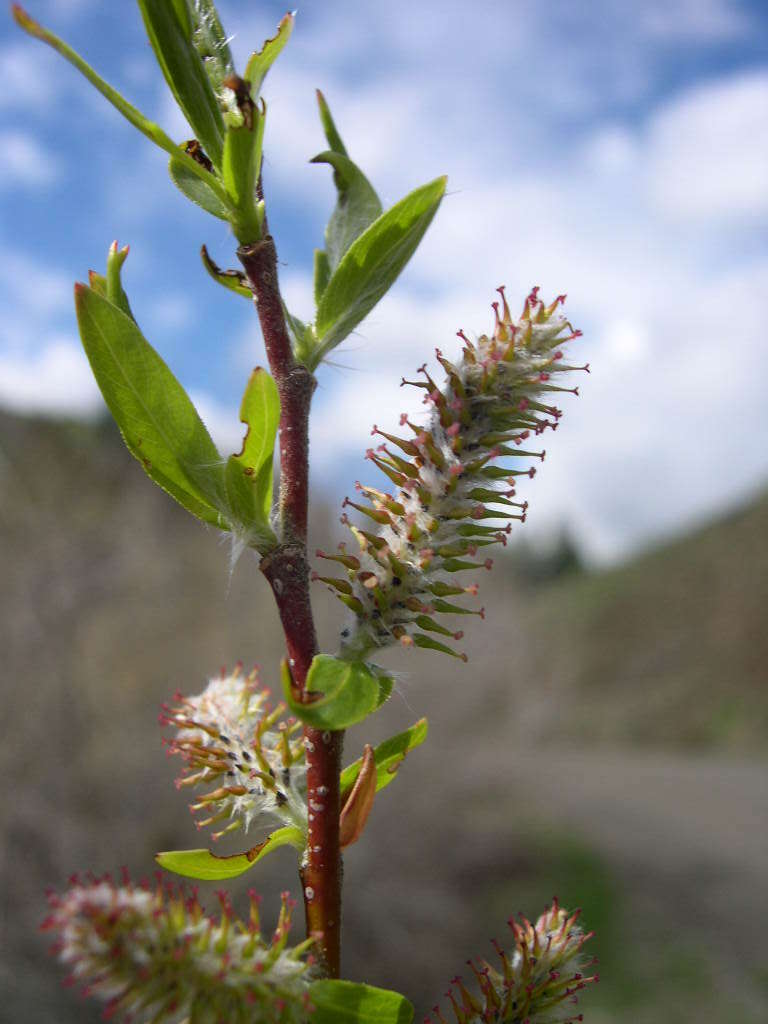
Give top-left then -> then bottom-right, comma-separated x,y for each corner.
238,238 -> 343,979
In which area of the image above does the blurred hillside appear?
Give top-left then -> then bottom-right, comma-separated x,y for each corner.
1,410 -> 766,1024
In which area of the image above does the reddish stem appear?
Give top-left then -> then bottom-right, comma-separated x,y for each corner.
238,238 -> 343,978
237,238 -> 313,545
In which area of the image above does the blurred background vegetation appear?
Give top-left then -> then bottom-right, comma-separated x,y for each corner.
1,408 -> 766,1023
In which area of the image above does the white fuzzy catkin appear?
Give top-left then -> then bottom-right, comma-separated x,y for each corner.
161,666 -> 307,839
315,287 -> 587,661
43,876 -> 315,1024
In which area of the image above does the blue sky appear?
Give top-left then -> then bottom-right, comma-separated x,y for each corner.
1,0 -> 767,562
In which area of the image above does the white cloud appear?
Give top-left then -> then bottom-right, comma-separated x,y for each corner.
0,43 -> 56,111
3,2 -> 767,565
646,71 -> 768,221
639,0 -> 751,39
0,337 -> 102,416
189,390 -> 243,455
294,63 -> 768,564
278,270 -> 316,329
601,320 -> 649,364
581,126 -> 638,177
0,131 -> 60,187
145,293 -> 194,333
45,0 -> 97,16
0,248 -> 71,315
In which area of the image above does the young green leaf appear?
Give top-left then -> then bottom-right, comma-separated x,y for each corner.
75,282 -> 226,527
281,656 -> 386,731
340,718 -> 428,802
312,175 -> 447,367
200,244 -> 253,299
376,672 -> 395,708
282,304 -> 316,365
223,109 -> 264,205
87,271 -> 107,299
312,91 -> 382,276
169,0 -> 192,36
104,241 -> 134,320
309,980 -> 414,1024
156,826 -> 305,881
188,0 -> 235,97
137,0 -> 225,170
315,88 -> 348,156
222,102 -> 266,243
312,150 -> 383,273
244,12 -> 294,98
169,152 -> 232,220
11,6 -> 230,206
225,367 -> 279,540
314,248 -> 331,306
169,0 -> 192,35
311,91 -> 383,314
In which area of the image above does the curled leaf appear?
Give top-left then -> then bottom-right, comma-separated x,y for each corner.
339,744 -> 376,849
340,718 -> 428,803
244,12 -> 294,98
281,655 -> 388,731
225,367 -> 279,534
315,88 -> 348,156
200,244 -> 252,298
311,149 -> 382,274
156,826 -> 305,880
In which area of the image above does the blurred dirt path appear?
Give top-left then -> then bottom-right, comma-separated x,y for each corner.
489,748 -> 768,964
498,748 -> 768,875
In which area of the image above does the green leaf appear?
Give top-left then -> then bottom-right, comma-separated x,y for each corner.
309,980 -> 414,1024
88,247 -> 134,321
282,304 -> 316,365
315,88 -> 348,156
12,6 -> 230,206
169,152 -> 231,219
311,92 -> 382,276
312,175 -> 447,367
340,718 -> 428,802
314,248 -> 331,306
282,656 -> 387,731
312,150 -> 383,274
244,13 -> 294,98
156,826 -> 305,881
222,105 -> 266,242
137,0 -> 225,169
105,242 -> 134,320
311,92 -> 383,317
283,305 -> 308,348
87,271 -> 107,299
376,671 -> 394,708
223,111 -> 264,206
224,367 -> 279,542
75,282 -> 226,527
188,0 -> 235,97
200,244 -> 252,299
169,0 -> 192,37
